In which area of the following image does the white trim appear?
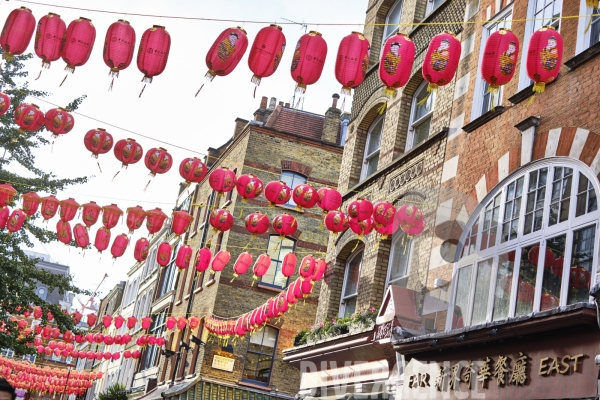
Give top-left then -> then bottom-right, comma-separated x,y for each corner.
470,5 -> 513,121
386,231 -> 413,288
360,115 -> 384,181
406,81 -> 435,151
382,0 -> 403,50
447,158 -> 600,330
576,0 -> 596,54
339,247 -> 364,317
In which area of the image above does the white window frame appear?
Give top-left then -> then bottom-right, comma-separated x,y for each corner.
576,0 -> 600,54
361,114 -> 384,181
466,0 -> 480,21
426,0 -> 445,16
518,0 -> 563,90
280,170 -> 307,207
471,5 -> 513,121
339,247 -> 364,317
406,81 -> 435,151
386,231 -> 413,288
446,158 -> 600,330
382,0 -> 403,51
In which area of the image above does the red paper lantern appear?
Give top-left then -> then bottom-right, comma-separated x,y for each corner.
102,204 -> 123,230
422,31 -> 461,94
175,245 -> 193,271
114,138 -> 143,168
137,26 -> 171,89
61,17 -> 96,74
265,181 -> 292,206
133,238 -> 149,262
56,220 -> 72,244
527,246 -> 555,268
349,217 -> 374,238
103,20 -> 136,78
281,252 -> 297,277
86,313 -> 97,327
110,233 -> 129,259
94,227 -> 111,253
248,25 -> 286,89
176,317 -> 187,331
0,184 -> 17,206
84,129 -> 113,158
81,201 -> 101,228
526,26 -> 563,96
209,208 -> 234,232
324,210 -> 349,234
517,280 -> 535,303
204,26 -> 248,82
14,103 -> 44,134
379,33 -> 415,98
209,167 -> 237,194
40,195 -> 59,221
59,198 -> 79,222
0,7 -> 36,61
286,281 -> 299,305
0,206 -> 9,229
275,292 -> 289,316
290,31 -> 327,95
300,277 -> 313,296
540,292 -> 559,310
172,210 -> 193,236
44,107 -> 74,138
6,209 -> 25,233
551,257 -> 564,277
374,222 -> 398,240
272,213 -> 298,237
144,147 -> 173,177
126,205 -> 146,233
156,242 -> 172,267
126,316 -> 137,330
73,223 -> 89,249
372,201 -> 396,226
194,248 -> 212,272
292,184 -> 318,210
396,204 -> 423,231
211,250 -> 231,272
141,316 -> 153,330
252,254 -> 271,281
481,28 -> 519,95
569,266 -> 591,289
34,13 -> 66,69
347,198 -> 374,221
236,174 -> 264,201
233,252 -> 253,279
179,157 -> 207,185
402,216 -> 425,236
146,207 -> 168,234
299,255 -> 316,279
317,187 -> 342,213
244,212 -> 270,235
311,258 -> 326,282
0,92 -> 10,115
335,32 -> 370,96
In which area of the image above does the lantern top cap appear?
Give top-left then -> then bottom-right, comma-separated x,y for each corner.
351,31 -> 365,37
118,19 -> 130,24
235,26 -> 247,34
152,25 -> 166,30
442,30 -> 457,37
269,24 -> 283,30
31,104 -> 40,109
20,7 -> 33,12
97,127 -> 106,131
308,31 -> 322,36
48,12 -> 61,17
540,25 -> 557,31
79,17 -> 92,22
157,147 -> 167,151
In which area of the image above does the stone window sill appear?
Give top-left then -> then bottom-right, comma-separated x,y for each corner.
237,381 -> 271,391
193,286 -> 203,295
257,283 -> 284,293
206,279 -> 216,287
175,300 -> 182,306
565,40 -> 600,71
462,106 -> 505,133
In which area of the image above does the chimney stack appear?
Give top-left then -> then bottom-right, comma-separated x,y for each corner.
253,96 -> 269,123
264,97 -> 277,122
321,93 -> 342,144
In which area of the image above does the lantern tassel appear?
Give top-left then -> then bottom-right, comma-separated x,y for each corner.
295,96 -> 302,110
108,78 -> 115,91
253,85 -> 257,99
139,84 -> 147,98
64,64 -> 75,74
97,162 -> 102,174
487,84 -> 499,111
377,101 -> 387,115
2,52 -> 13,62
341,97 -> 346,113
35,70 -> 42,81
417,84 -> 437,106
112,171 -> 120,182
195,84 -> 204,97
205,69 -> 216,82
230,273 -> 238,283
340,86 -> 352,96
295,83 -> 306,95
59,74 -> 68,87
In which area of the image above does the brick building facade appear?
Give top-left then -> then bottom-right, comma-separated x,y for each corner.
132,96 -> 344,400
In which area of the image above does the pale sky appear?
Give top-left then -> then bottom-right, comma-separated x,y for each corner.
3,0 -> 367,299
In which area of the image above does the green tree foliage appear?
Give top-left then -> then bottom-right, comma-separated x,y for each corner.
98,384 -> 127,400
0,52 -> 89,355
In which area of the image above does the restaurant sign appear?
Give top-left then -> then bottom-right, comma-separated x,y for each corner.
212,355 -> 235,372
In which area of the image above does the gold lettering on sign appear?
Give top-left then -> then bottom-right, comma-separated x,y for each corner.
478,357 -> 492,388
539,354 -> 586,376
462,361 -> 475,390
559,356 -> 570,374
539,357 -> 549,376
435,365 -> 448,392
571,353 -> 584,372
509,352 -> 528,385
493,355 -> 509,386
448,363 -> 461,390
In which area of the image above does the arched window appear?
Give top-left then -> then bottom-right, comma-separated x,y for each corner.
340,247 -> 364,317
280,171 -> 307,207
361,115 -> 384,181
383,1 -> 403,46
447,160 -> 599,330
406,81 -> 435,151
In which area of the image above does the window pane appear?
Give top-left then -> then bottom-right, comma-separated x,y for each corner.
452,265 -> 472,329
568,225 -> 596,304
493,251 -> 515,321
462,217 -> 479,257
539,235 -> 565,311
413,90 -> 435,121
262,237 -> 294,288
413,117 -> 431,147
501,177 -> 523,243
471,259 -> 492,325
549,167 -> 572,226
344,251 -> 362,297
524,168 -> 547,235
591,8 -> 600,47
343,296 -> 357,317
481,194 -> 501,250
389,234 -> 411,286
365,153 -> 379,177
280,172 -> 307,207
576,172 -> 598,217
516,243 -> 539,316
242,353 -> 262,382
384,0 -> 402,39
366,119 -> 383,155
